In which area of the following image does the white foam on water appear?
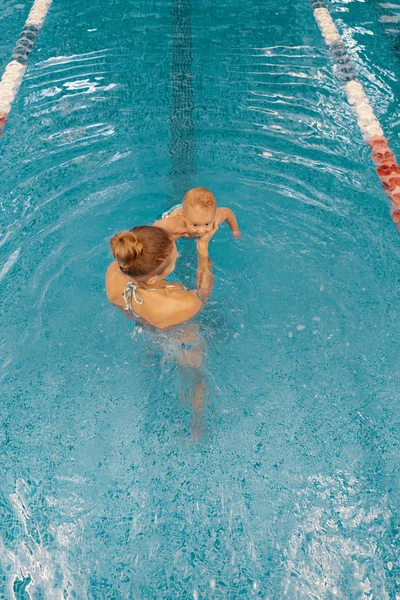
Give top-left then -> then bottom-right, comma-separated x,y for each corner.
282,472 -> 393,598
0,479 -> 87,599
0,248 -> 20,281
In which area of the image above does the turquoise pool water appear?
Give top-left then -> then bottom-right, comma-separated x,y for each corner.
1,0 -> 399,597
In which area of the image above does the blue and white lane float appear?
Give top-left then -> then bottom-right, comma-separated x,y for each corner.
0,0 -> 52,135
310,0 -> 400,231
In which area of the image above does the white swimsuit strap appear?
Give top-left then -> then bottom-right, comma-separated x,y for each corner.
122,281 -> 186,312
122,282 -> 143,312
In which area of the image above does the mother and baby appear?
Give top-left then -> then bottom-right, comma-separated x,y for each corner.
106,187 -> 240,328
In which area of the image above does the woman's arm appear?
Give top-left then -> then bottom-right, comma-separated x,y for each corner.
148,238 -> 214,328
195,221 -> 217,301
196,238 -> 214,301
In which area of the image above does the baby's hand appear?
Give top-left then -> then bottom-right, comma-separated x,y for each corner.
232,229 -> 241,239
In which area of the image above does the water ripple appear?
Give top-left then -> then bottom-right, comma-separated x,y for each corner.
0,0 -> 399,596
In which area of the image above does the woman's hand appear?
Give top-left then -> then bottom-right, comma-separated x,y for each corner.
198,221 -> 219,244
196,222 -> 217,261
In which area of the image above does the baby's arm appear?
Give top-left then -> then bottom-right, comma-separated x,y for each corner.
215,207 -> 241,238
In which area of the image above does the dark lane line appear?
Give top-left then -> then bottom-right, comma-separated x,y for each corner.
367,0 -> 400,68
169,0 -> 196,203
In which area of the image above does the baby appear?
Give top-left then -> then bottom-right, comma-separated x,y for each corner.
154,187 -> 240,241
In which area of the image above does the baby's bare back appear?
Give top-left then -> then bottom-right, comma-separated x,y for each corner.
154,209 -> 189,239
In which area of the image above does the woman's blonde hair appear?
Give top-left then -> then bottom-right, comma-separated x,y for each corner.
110,225 -> 173,279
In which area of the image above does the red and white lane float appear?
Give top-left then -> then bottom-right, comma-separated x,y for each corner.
0,0 -> 52,136
311,0 -> 400,231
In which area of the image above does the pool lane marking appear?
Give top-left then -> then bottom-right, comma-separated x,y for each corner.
310,0 -> 400,231
169,0 -> 196,201
0,0 -> 52,136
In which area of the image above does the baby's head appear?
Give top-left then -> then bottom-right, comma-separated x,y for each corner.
182,187 -> 216,237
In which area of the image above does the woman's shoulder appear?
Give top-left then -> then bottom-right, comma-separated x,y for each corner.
150,282 -> 195,303
146,285 -> 201,329
106,260 -> 119,276
106,261 -> 122,288
164,281 -> 186,291
105,261 -> 124,305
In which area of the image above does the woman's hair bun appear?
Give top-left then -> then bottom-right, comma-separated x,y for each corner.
110,230 -> 143,270
109,225 -> 173,278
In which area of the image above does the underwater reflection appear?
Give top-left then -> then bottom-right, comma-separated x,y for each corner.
133,321 -> 209,443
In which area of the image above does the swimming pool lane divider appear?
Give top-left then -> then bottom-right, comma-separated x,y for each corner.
0,0 -> 52,136
310,0 -> 400,232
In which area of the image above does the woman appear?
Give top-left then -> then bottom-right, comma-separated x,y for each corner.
106,224 -> 215,328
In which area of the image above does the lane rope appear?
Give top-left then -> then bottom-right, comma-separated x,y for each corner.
0,0 -> 52,136
310,0 -> 400,231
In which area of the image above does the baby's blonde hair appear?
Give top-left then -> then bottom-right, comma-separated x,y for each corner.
183,187 -> 216,210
